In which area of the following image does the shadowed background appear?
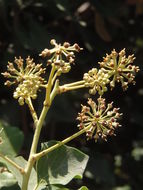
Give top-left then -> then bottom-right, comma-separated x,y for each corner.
0,0 -> 143,189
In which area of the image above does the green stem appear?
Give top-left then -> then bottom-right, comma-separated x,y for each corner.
0,153 -> 25,174
21,80 -> 59,190
63,80 -> 85,87
35,125 -> 91,160
59,84 -> 85,93
21,105 -> 50,190
44,65 -> 56,106
26,97 -> 38,126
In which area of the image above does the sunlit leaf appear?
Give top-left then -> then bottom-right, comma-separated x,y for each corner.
5,156 -> 37,190
37,141 -> 89,185
0,171 -> 17,188
0,122 -> 24,156
78,186 -> 89,190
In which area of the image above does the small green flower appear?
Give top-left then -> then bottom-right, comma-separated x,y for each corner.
83,68 -> 110,96
77,97 -> 122,141
2,57 -> 45,105
40,39 -> 82,75
98,49 -> 139,90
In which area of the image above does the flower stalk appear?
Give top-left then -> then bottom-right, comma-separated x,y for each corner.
0,153 -> 25,174
34,124 -> 92,160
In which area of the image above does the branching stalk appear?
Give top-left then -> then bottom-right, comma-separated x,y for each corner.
44,65 -> 56,106
59,84 -> 85,93
21,76 -> 59,190
0,153 -> 25,174
35,125 -> 91,160
63,80 -> 85,87
26,97 -> 38,126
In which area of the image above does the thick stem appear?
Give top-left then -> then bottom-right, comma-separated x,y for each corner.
35,125 -> 91,160
21,80 -> 59,190
21,105 -> 50,190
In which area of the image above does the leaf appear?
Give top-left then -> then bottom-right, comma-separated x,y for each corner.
94,11 -> 111,42
37,182 -> 69,190
0,122 -> 24,156
37,141 -> 89,186
78,186 -> 89,190
113,185 -> 131,190
0,171 -> 17,188
5,156 -> 37,190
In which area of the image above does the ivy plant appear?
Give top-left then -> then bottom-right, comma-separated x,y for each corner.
0,39 -> 139,190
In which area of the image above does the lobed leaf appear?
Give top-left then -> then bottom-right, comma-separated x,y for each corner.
37,141 -> 89,186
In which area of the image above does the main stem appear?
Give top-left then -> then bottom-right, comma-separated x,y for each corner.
21,78 -> 58,190
21,65 -> 58,190
21,105 -> 50,190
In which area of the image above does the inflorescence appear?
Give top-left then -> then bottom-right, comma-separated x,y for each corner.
40,39 -> 82,76
77,97 -> 122,141
2,57 -> 45,105
98,49 -> 139,90
83,68 -> 109,96
83,49 -> 139,95
1,40 -> 140,142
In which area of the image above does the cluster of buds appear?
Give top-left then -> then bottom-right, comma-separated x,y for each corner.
98,49 -> 140,90
40,39 -> 82,75
83,68 -> 110,96
77,97 -> 122,141
2,57 -> 45,105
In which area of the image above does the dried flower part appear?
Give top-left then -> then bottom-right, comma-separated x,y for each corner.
83,68 -> 110,96
98,49 -> 140,90
40,39 -> 83,75
77,97 -> 122,141
2,57 -> 46,105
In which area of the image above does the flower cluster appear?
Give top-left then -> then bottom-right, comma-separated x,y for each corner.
77,97 -> 122,141
40,39 -> 82,75
83,68 -> 110,96
2,57 -> 45,105
98,49 -> 139,90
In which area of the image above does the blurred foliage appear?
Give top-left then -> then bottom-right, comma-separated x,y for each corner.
0,0 -> 143,189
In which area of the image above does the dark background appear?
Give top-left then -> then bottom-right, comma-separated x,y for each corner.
0,0 -> 143,190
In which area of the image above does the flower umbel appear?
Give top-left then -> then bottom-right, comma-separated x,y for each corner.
40,39 -> 82,75
83,68 -> 110,96
2,57 -> 45,105
77,97 -> 122,141
98,49 -> 140,90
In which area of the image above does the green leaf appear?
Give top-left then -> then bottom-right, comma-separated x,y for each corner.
5,156 -> 37,190
0,171 -> 17,188
113,185 -> 131,190
0,122 -> 24,156
78,186 -> 89,190
37,141 -> 89,186
36,181 -> 69,190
